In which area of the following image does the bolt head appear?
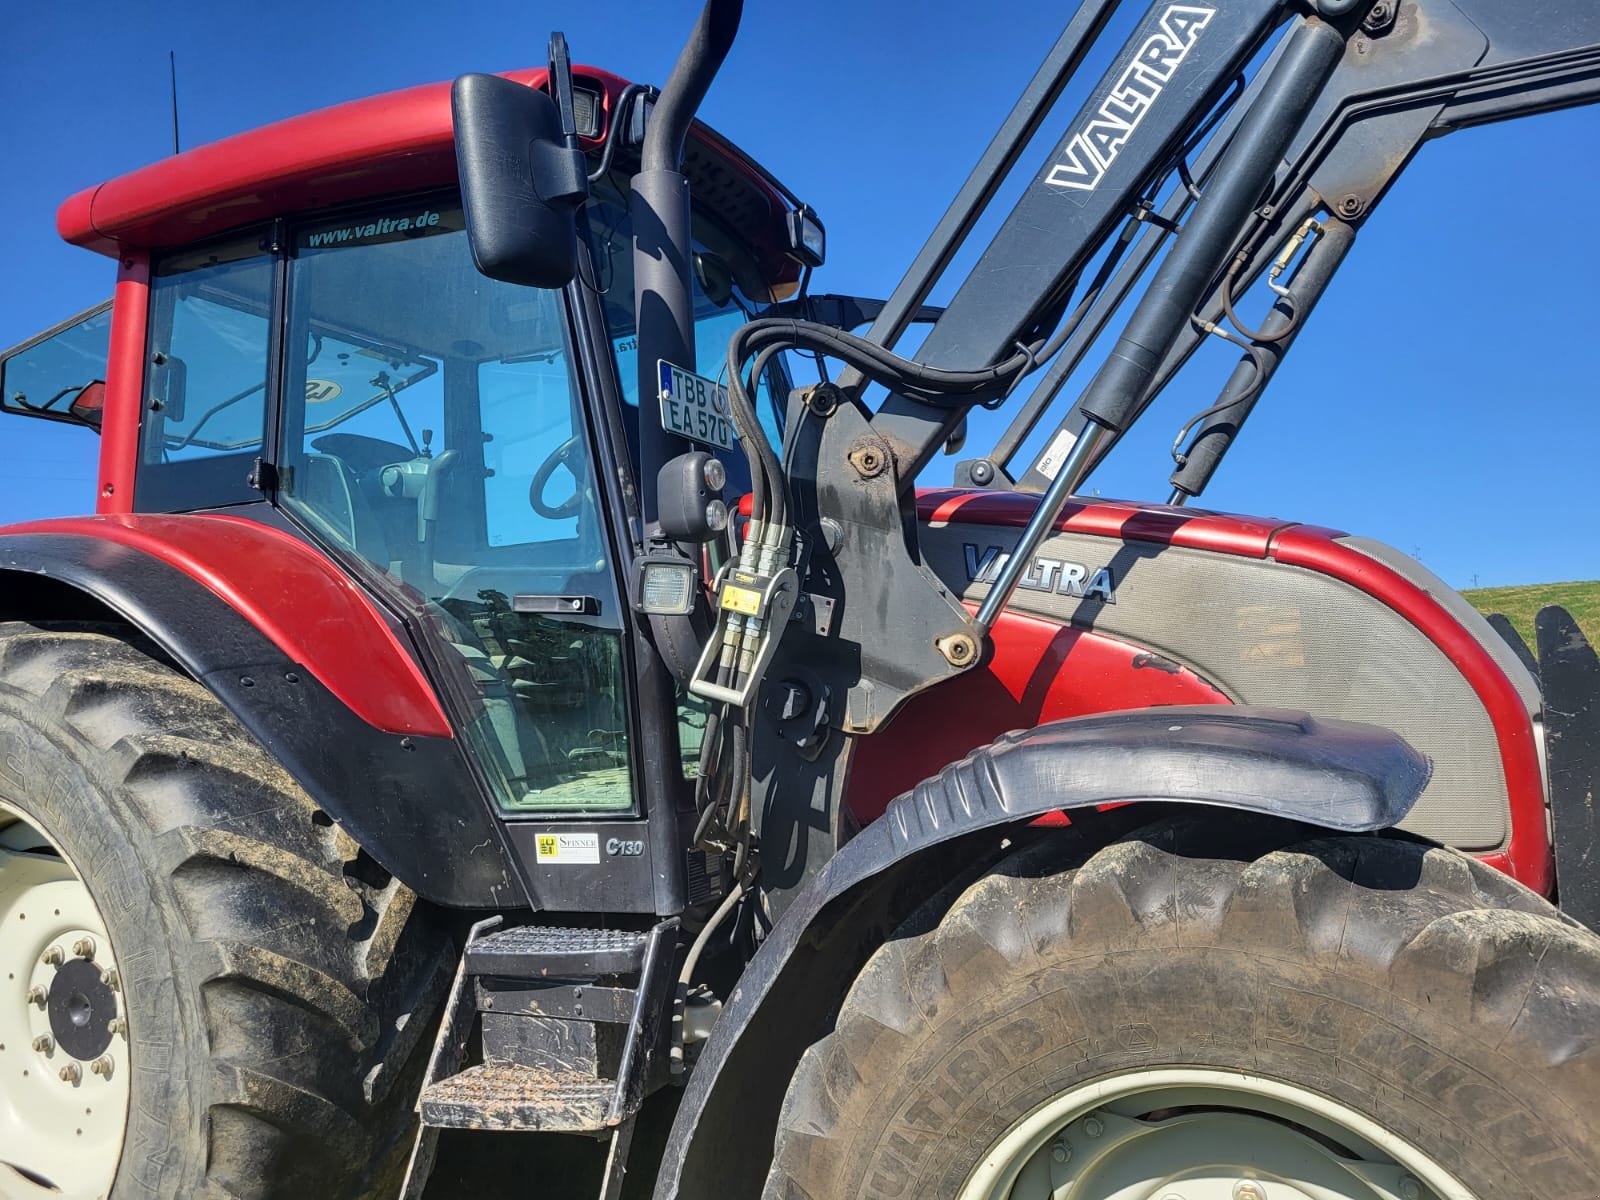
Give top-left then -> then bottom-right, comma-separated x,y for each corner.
72,936 -> 96,960
58,1062 -> 81,1084
1398,1179 -> 1420,1200
1083,1116 -> 1104,1138
99,968 -> 120,991
89,1055 -> 113,1078
31,1035 -> 53,1053
42,944 -> 65,967
107,1017 -> 128,1037
1050,1139 -> 1070,1163
1233,1182 -> 1267,1200
935,633 -> 978,667
26,985 -> 47,1007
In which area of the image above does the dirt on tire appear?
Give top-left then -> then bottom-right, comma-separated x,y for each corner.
763,814 -> 1600,1198
0,621 -> 453,1198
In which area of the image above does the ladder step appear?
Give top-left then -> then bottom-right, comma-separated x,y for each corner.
418,1063 -> 616,1132
466,925 -> 649,978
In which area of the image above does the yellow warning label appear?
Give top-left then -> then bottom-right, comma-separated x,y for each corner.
720,584 -> 762,615
537,835 -> 558,859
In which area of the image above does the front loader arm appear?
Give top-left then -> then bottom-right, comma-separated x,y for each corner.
1006,0 -> 1600,502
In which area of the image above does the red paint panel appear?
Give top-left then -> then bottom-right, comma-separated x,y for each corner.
57,66 -> 800,291
60,68 -> 545,253
0,514 -> 451,738
1270,529 -> 1551,894
916,488 -> 1306,558
845,607 -> 1229,824
96,255 -> 148,515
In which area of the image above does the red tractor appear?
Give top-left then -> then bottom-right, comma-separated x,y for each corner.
1,1 -> 1596,1197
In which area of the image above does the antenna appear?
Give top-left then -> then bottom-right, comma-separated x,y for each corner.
168,51 -> 181,155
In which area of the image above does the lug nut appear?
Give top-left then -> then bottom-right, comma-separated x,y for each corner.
72,936 -> 96,959
1050,1139 -> 1071,1164
1398,1179 -> 1420,1200
1233,1183 -> 1267,1200
100,968 -> 120,991
42,944 -> 65,966
1083,1116 -> 1104,1138
107,1016 -> 128,1037
58,1062 -> 81,1084
31,1035 -> 53,1053
26,985 -> 47,1007
89,1055 -> 114,1078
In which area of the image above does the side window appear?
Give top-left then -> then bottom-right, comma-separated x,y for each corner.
0,304 -> 112,430
138,242 -> 273,511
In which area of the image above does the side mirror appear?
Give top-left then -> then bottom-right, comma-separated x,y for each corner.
451,73 -> 589,289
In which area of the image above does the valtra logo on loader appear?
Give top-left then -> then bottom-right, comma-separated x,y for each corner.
1045,3 -> 1217,191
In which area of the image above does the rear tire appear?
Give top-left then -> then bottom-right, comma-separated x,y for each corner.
0,623 -> 452,1198
764,815 -> 1600,1199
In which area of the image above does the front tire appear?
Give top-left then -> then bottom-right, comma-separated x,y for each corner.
0,623 -> 452,1198
764,816 -> 1600,1199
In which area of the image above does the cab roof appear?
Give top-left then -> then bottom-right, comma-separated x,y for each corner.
57,65 -> 801,287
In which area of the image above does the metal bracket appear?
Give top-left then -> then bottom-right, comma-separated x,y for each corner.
782,399 -> 983,733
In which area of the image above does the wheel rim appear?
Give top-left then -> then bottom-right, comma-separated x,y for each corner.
958,1067 -> 1473,1200
0,800 -> 130,1199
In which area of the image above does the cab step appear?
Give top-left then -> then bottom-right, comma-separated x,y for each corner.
464,923 -> 650,977
398,916 -> 679,1199
418,1063 -> 615,1132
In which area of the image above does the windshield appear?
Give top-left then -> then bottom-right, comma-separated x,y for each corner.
275,199 -> 633,815
583,178 -> 788,462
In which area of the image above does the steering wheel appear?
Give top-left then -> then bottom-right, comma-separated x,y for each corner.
529,435 -> 584,520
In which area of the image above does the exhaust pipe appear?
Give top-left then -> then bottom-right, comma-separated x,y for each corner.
631,0 -> 744,522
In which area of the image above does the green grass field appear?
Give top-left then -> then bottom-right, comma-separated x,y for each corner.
1461,579 -> 1600,651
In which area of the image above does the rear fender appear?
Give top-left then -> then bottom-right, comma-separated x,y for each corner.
654,706 -> 1431,1198
0,515 -> 524,908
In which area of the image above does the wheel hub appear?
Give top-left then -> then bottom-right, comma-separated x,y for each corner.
0,802 -> 130,1199
45,959 -> 116,1063
958,1069 -> 1471,1200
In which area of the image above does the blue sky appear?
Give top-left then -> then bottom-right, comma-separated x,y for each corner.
1,1 -> 1595,588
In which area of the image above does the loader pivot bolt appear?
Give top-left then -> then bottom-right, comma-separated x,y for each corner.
58,1062 -> 82,1084
936,633 -> 978,667
42,944 -> 66,967
847,440 -> 889,479
31,1035 -> 53,1053
72,937 -> 96,959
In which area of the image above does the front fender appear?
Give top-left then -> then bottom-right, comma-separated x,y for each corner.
655,706 -> 1430,1198
0,515 -> 524,908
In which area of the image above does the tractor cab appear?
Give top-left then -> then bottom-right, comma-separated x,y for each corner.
4,68 -> 809,830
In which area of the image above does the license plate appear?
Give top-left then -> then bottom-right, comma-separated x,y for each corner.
658,360 -> 737,452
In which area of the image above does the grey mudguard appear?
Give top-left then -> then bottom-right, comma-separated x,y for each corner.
654,706 -> 1431,1198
